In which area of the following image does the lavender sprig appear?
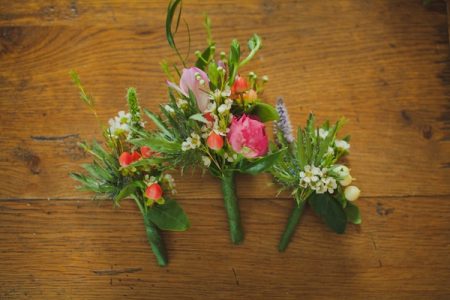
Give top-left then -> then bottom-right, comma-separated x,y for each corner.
275,97 -> 294,143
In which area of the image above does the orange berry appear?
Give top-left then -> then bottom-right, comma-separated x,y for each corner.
119,152 -> 133,167
207,131 -> 224,150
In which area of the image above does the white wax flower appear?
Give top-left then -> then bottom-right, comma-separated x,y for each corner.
202,156 -> 211,167
335,139 -> 350,151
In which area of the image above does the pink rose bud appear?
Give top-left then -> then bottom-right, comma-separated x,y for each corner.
140,146 -> 153,158
119,152 -> 133,167
207,131 -> 224,150
167,67 -> 210,112
146,183 -> 163,200
231,75 -> 249,94
227,114 -> 269,158
130,151 -> 141,162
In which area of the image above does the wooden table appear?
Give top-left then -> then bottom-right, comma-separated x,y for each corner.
1,1 -> 449,299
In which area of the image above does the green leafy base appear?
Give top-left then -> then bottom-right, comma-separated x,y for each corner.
143,212 -> 168,267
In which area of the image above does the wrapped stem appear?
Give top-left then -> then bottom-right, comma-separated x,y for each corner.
278,199 -> 306,252
134,196 -> 168,266
220,171 -> 244,244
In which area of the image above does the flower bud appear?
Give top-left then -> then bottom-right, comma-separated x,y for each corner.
145,183 -> 163,200
207,131 -> 224,150
344,186 -> 360,202
243,89 -> 258,102
340,174 -> 353,186
119,152 -> 133,167
140,146 -> 153,158
231,75 -> 249,94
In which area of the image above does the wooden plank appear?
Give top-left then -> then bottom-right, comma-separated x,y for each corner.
0,196 -> 449,299
1,1 -> 449,199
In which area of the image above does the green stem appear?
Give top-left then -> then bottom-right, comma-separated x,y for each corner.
220,171 -> 244,244
134,197 -> 168,266
278,200 -> 306,252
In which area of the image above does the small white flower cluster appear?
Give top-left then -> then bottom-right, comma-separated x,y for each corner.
176,98 -> 188,109
217,98 -> 233,114
181,133 -> 201,151
318,128 -> 329,139
144,175 -> 158,185
200,100 -> 231,138
335,139 -> 350,151
202,156 -> 211,167
164,104 -> 175,114
224,152 -> 238,163
162,173 -> 177,195
108,111 -> 131,138
299,165 -> 337,194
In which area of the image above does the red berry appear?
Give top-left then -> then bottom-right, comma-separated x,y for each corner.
207,131 -> 224,150
231,75 -> 248,94
130,151 -> 141,162
119,152 -> 133,167
140,146 -> 153,158
145,183 -> 163,200
203,112 -> 214,123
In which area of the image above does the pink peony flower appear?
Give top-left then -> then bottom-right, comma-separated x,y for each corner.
167,67 -> 210,112
227,114 -> 269,158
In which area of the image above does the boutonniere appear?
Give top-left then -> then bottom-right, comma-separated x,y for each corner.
271,98 -> 361,251
131,1 -> 284,244
70,73 -> 189,266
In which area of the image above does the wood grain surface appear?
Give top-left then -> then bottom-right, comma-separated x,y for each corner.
0,0 -> 449,299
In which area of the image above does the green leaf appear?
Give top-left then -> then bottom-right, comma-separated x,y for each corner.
239,34 -> 262,67
195,44 -> 214,71
147,198 -> 190,231
239,149 -> 286,175
315,117 -> 346,165
228,39 -> 240,84
304,113 -> 315,163
296,128 -> 307,169
204,14 -> 213,45
189,113 -> 209,124
187,89 -> 201,113
207,61 -> 219,87
70,70 -> 94,108
251,102 -> 279,122
309,193 -> 347,234
128,157 -> 166,168
344,202 -> 362,224
165,0 -> 182,49
81,162 -> 112,181
131,135 -> 180,154
114,182 -> 143,203
144,109 -> 173,139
